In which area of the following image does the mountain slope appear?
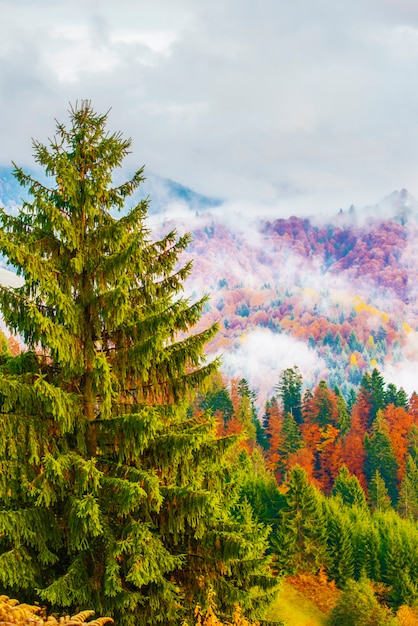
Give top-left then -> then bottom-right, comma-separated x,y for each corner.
0,166 -> 221,214
180,191 -> 418,404
1,167 -> 417,406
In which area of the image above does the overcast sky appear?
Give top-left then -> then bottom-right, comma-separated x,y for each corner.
2,0 -> 418,217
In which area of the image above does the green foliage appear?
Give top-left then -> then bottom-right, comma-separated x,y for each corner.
276,366 -> 303,425
384,383 -> 408,409
335,389 -> 350,434
0,331 -> 11,361
238,379 -> 269,450
349,506 -> 381,581
398,455 -> 418,520
235,449 -> 285,529
323,498 -> 355,586
271,465 -> 327,575
0,102 -> 275,625
326,578 -> 396,626
375,510 -> 418,608
408,424 -> 418,462
332,465 -> 367,510
281,412 -> 303,457
199,372 -> 234,422
359,369 -> 386,428
365,412 -> 399,504
368,470 -> 392,513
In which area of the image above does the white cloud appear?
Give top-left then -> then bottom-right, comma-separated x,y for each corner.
219,328 -> 327,409
1,0 -> 418,217
47,25 -> 120,83
110,29 -> 177,54
0,268 -> 24,288
381,361 -> 418,398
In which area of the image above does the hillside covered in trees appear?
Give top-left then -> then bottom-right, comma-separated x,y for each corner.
192,365 -> 418,623
171,192 -> 418,406
2,102 -> 418,626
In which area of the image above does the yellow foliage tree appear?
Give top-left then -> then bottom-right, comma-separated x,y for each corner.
190,604 -> 259,626
397,605 -> 418,626
184,589 -> 260,626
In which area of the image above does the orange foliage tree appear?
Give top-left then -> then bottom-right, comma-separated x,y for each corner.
384,404 -> 413,482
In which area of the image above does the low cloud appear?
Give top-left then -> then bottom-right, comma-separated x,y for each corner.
381,361 -> 418,398
219,328 -> 327,410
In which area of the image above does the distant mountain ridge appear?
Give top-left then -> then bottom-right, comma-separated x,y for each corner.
0,166 -> 222,214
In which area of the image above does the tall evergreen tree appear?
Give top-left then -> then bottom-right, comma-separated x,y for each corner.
398,455 -> 418,521
199,371 -> 234,426
407,423 -> 418,462
276,366 -> 303,425
347,388 -> 357,414
332,465 -> 367,510
237,378 -> 268,450
237,449 -> 285,529
310,380 -> 339,428
349,507 -> 381,581
227,379 -> 257,451
0,103 -> 275,624
335,387 -> 351,435
266,409 -> 304,482
281,411 -> 303,458
384,384 -> 408,409
376,511 -> 418,608
365,411 -> 399,504
232,378 -> 261,452
271,465 -> 327,575
357,369 -> 386,429
368,470 -> 392,513
323,497 -> 355,586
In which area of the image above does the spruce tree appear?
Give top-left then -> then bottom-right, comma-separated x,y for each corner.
349,508 -> 381,581
407,423 -> 418,462
369,470 -> 392,512
365,411 -> 399,504
199,371 -> 234,425
281,411 -> 303,458
358,369 -> 386,429
0,102 -> 275,625
335,387 -> 350,434
384,383 -> 408,409
276,366 -> 303,425
398,455 -> 418,521
376,511 -> 418,608
323,497 -> 355,586
332,465 -> 367,510
237,378 -> 268,450
271,465 -> 327,575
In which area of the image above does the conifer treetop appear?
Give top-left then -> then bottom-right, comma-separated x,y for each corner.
0,100 -> 219,408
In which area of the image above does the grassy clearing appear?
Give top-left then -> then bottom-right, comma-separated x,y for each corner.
263,573 -> 340,626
